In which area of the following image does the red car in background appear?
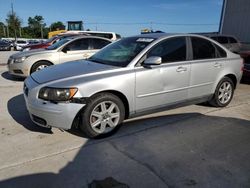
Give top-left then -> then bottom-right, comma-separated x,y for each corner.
22,34 -> 88,51
22,36 -> 59,51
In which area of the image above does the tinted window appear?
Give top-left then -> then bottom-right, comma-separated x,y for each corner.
147,37 -> 186,63
217,36 -> 228,44
191,37 -> 216,60
65,38 -> 90,51
228,37 -> 237,43
214,44 -> 227,58
92,39 -> 111,49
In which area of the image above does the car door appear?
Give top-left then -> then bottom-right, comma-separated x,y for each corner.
188,36 -> 226,99
59,38 -> 91,63
135,36 -> 191,112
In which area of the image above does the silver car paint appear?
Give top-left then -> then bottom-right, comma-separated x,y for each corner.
24,33 -> 243,130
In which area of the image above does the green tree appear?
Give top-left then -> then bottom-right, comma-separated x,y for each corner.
50,21 -> 65,31
0,22 -> 6,38
5,11 -> 21,38
28,15 -> 46,38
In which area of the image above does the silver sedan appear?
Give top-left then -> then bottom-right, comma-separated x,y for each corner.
24,33 -> 243,138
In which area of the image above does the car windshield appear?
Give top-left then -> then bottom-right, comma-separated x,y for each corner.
89,37 -> 155,67
46,36 -> 57,43
46,38 -> 71,50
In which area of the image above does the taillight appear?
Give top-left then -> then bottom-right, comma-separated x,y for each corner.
241,58 -> 245,72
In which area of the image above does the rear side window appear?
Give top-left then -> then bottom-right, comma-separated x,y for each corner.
228,37 -> 237,43
191,37 -> 216,60
65,38 -> 90,51
214,43 -> 227,58
216,37 -> 228,44
147,37 -> 186,63
92,39 -> 111,49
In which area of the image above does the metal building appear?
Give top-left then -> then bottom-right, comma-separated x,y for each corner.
220,0 -> 250,43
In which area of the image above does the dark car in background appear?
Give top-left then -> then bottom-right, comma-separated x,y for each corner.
207,35 -> 241,53
0,40 -> 12,51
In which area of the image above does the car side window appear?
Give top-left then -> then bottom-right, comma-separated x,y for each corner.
147,37 -> 186,63
92,39 -> 111,49
214,43 -> 227,58
217,36 -> 228,44
64,38 -> 90,51
191,37 -> 217,60
228,37 -> 237,44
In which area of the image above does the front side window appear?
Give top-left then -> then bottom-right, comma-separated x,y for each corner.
47,38 -> 71,50
64,38 -> 90,51
92,39 -> 111,49
191,37 -> 216,60
147,37 -> 186,63
89,37 -> 155,67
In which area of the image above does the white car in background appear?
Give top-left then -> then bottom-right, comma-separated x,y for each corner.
8,36 -> 112,77
14,40 -> 29,51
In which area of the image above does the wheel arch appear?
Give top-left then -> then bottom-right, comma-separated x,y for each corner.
92,90 -> 130,119
30,60 -> 54,75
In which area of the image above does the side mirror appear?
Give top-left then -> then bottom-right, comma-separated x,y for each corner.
62,47 -> 69,53
144,56 -> 162,66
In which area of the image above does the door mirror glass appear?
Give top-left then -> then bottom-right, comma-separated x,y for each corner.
144,56 -> 162,66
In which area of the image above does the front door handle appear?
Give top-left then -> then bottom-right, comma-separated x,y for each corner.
176,66 -> 187,72
214,62 -> 222,68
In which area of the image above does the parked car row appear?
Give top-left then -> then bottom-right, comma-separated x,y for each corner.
19,33 -> 243,138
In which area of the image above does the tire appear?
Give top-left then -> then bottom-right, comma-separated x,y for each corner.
209,77 -> 235,107
31,61 -> 52,74
79,93 -> 125,138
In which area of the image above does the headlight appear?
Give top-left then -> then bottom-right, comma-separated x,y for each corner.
14,56 -> 27,63
38,87 -> 78,101
22,48 -> 30,52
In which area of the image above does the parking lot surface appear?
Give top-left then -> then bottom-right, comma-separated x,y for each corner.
0,51 -> 250,188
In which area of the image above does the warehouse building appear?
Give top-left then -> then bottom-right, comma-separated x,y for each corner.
220,0 -> 250,44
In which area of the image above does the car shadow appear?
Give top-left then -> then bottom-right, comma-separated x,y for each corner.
0,113 -> 250,188
1,71 -> 25,82
7,94 -> 53,134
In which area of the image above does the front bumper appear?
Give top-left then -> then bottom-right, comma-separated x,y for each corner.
24,78 -> 85,130
8,61 -> 28,77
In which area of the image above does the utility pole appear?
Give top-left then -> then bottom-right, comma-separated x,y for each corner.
11,2 -> 17,41
40,22 -> 43,39
19,27 -> 22,37
6,26 -> 9,37
2,25 -> 6,37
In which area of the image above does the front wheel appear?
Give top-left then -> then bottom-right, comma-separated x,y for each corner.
209,77 -> 235,107
79,93 -> 125,138
31,61 -> 52,74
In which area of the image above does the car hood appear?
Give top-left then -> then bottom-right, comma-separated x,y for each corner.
31,60 -> 118,84
10,49 -> 54,58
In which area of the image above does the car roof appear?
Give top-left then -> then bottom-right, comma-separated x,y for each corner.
131,33 -> 213,40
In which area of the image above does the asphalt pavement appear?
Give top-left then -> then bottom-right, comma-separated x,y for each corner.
0,51 -> 249,188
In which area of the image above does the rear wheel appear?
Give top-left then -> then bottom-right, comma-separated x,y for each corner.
209,77 -> 234,107
79,93 -> 125,138
31,61 -> 52,74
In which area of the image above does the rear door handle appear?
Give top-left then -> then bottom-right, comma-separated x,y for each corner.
176,66 -> 187,72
